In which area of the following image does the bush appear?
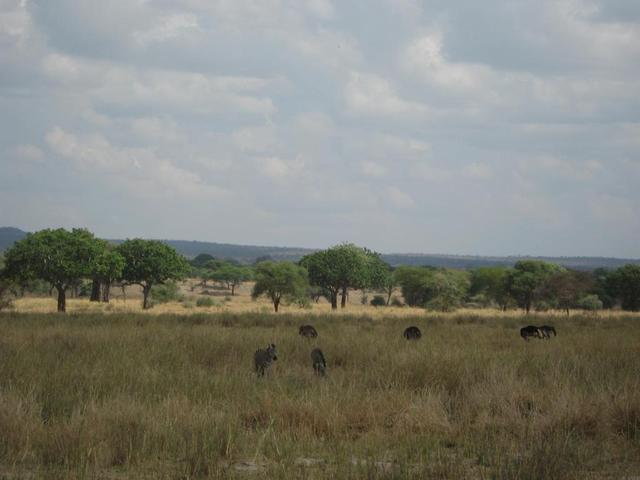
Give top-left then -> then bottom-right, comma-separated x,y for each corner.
534,301 -> 552,312
390,296 -> 404,307
370,295 -> 386,307
576,294 -> 603,311
150,282 -> 184,304
0,279 -> 15,311
196,297 -> 217,308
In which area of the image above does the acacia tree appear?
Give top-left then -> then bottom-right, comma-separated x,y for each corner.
117,239 -> 189,309
608,264 -> 640,311
210,263 -> 252,295
425,269 -> 470,312
469,267 -> 512,310
506,260 -> 564,314
300,243 -> 371,309
540,270 -> 594,314
251,261 -> 309,312
3,228 -> 103,312
91,245 -> 125,303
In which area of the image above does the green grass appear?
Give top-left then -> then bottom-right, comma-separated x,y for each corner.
0,312 -> 638,479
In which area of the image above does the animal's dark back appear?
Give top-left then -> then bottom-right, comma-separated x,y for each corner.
403,326 -> 422,340
299,325 -> 318,338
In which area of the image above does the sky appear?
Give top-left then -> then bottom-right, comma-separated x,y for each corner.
1,0 -> 639,257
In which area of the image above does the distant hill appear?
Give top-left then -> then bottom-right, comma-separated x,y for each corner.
1,226 -> 638,270
0,227 -> 27,251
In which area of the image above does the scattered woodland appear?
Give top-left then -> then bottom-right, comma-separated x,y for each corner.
0,228 -> 639,479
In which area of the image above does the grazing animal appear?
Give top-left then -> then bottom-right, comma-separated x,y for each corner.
254,343 -> 278,376
403,326 -> 422,340
520,325 -> 543,341
539,325 -> 556,339
310,348 -> 326,376
299,325 -> 318,338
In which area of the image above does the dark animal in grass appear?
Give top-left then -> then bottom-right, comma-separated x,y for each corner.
310,348 -> 326,376
403,326 -> 422,340
520,325 -> 543,341
539,325 -> 556,339
254,343 -> 278,376
299,325 -> 318,338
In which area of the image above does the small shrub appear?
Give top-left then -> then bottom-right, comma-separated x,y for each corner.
0,279 -> 15,311
370,295 -> 386,307
196,297 -> 216,308
534,301 -> 551,312
150,282 -> 184,304
390,296 -> 404,307
576,294 -> 603,311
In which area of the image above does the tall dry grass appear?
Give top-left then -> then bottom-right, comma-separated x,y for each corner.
0,311 -> 638,479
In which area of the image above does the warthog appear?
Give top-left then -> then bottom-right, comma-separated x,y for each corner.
254,343 -> 278,376
299,325 -> 318,338
539,325 -> 557,339
310,348 -> 326,376
520,325 -> 543,341
403,326 -> 422,340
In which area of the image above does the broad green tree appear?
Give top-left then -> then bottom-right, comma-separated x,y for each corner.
506,260 -> 564,314
608,264 -> 640,311
300,243 -> 371,309
210,263 -> 252,295
91,245 -> 125,303
117,239 -> 190,309
425,269 -> 470,312
3,228 -> 103,312
540,270 -> 594,314
252,261 -> 309,312
394,266 -> 433,307
469,267 -> 512,310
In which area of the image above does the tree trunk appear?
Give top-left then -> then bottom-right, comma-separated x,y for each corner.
231,284 -> 236,296
386,287 -> 393,305
330,291 -> 338,310
340,287 -> 348,308
102,281 -> 111,303
142,284 -> 152,310
121,284 -> 127,303
274,297 -> 280,312
90,279 -> 101,302
56,286 -> 66,313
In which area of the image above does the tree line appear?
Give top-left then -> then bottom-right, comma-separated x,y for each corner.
1,228 -> 639,314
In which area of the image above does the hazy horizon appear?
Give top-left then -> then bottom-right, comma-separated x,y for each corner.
1,1 -> 639,257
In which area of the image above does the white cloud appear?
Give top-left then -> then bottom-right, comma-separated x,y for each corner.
130,116 -> 186,143
13,144 -> 44,162
258,156 -> 305,180
360,160 -> 386,178
45,127 -> 226,199
385,186 -> 415,209
345,71 -> 428,116
132,13 -> 201,46
463,162 -> 493,179
41,53 -> 277,116
232,125 -> 277,153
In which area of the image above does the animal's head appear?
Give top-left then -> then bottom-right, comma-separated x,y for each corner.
267,343 -> 277,361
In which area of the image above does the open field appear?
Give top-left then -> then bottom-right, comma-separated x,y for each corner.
11,281 -> 640,320
0,311 -> 639,479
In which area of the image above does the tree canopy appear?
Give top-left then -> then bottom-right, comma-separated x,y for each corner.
300,243 -> 387,309
607,264 -> 640,311
3,228 -> 103,312
251,261 -> 309,312
117,239 -> 189,309
505,260 -> 564,313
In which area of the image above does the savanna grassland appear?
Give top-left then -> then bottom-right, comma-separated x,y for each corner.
0,310 -> 639,479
